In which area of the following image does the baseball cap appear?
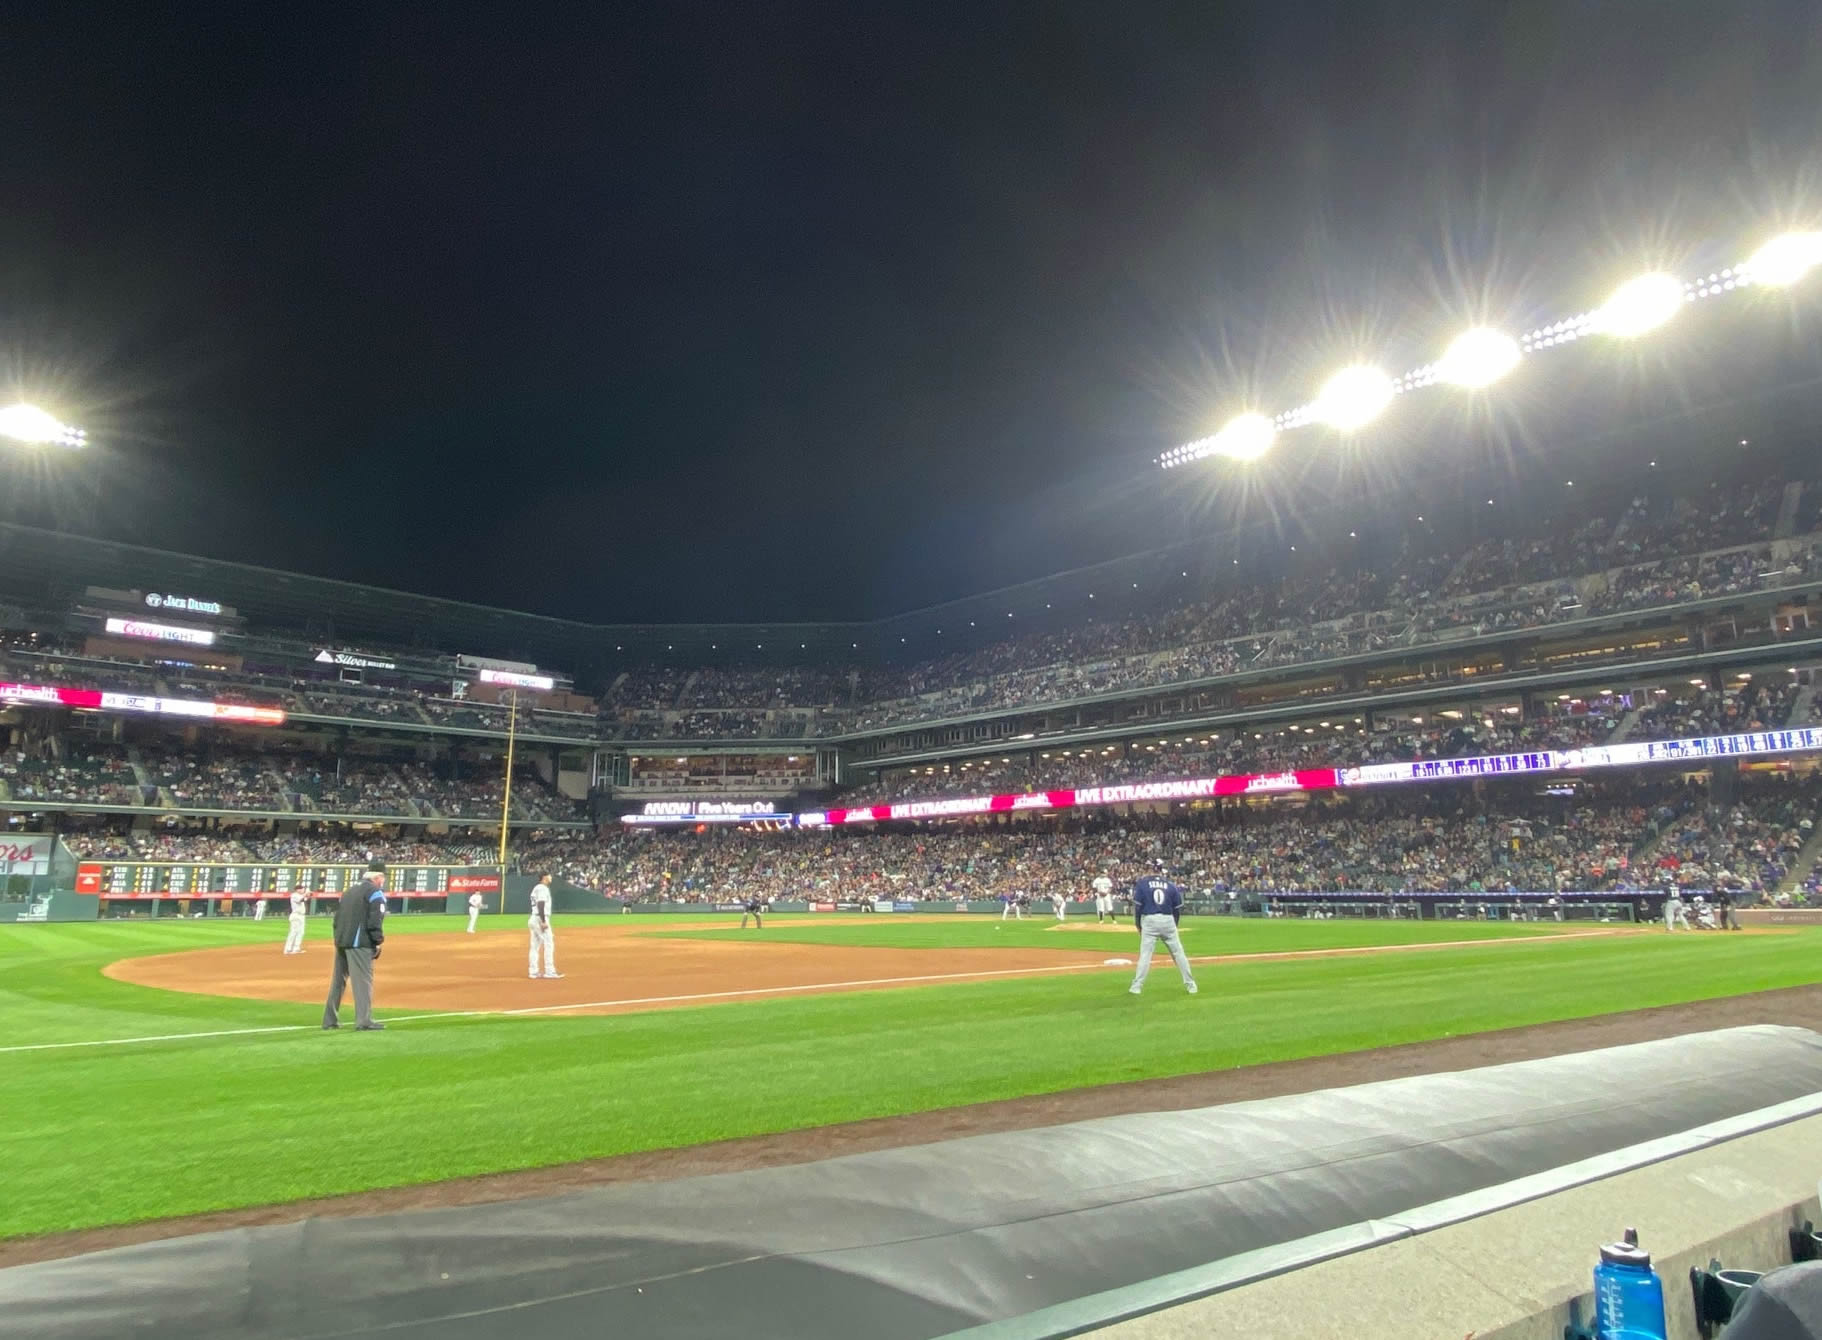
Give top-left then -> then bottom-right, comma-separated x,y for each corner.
366,859 -> 387,875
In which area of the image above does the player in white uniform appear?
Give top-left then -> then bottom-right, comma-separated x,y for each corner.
253,897 -> 268,921
528,875 -> 561,978
283,890 -> 309,954
1092,874 -> 1114,923
466,891 -> 484,933
1050,889 -> 1067,921
1000,890 -> 1023,920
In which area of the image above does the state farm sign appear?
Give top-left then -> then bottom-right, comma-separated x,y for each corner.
449,874 -> 501,893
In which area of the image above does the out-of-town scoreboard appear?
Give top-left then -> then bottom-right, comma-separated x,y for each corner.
75,863 -> 477,899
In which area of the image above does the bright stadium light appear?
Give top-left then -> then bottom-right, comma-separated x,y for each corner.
0,403 -> 86,447
1744,231 -> 1822,288
1157,214 -> 1822,470
1312,365 -> 1394,431
1436,327 -> 1521,388
1211,411 -> 1276,461
1593,272 -> 1684,337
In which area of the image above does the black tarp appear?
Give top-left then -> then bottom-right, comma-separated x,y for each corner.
6,1025 -> 1820,1340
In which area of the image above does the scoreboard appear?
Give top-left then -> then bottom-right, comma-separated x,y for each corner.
78,862 -> 455,899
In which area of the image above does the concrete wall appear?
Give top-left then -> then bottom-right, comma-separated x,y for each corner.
1092,1113 -> 1822,1340
1740,907 -> 1822,927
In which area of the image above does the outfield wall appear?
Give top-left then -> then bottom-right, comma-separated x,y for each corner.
0,893 -> 99,923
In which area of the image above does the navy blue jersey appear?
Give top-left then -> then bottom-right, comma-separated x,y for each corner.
1132,875 -> 1183,922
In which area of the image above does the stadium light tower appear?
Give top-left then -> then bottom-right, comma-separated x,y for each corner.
1311,365 -> 1394,431
1435,328 -> 1521,388
1210,411 -> 1276,461
1158,214 -> 1822,472
1592,272 -> 1685,337
0,403 -> 87,448
1745,231 -> 1822,288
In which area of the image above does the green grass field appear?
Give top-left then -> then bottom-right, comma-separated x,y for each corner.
663,914 -> 1580,951
2,914 -> 1816,1242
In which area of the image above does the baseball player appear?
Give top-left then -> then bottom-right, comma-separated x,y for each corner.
1050,887 -> 1068,922
1092,874 -> 1114,923
741,894 -> 765,929
283,889 -> 309,954
1664,886 -> 1691,932
253,897 -> 268,922
466,891 -> 484,933
1000,889 -> 1024,921
528,873 -> 561,978
1129,862 -> 1197,996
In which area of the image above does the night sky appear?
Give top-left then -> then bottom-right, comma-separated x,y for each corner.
3,2 -> 1820,625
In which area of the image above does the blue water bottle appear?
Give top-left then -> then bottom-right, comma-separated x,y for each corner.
1593,1227 -> 1668,1340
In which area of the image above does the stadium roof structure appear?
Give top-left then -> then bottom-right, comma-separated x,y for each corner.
0,523 -> 863,669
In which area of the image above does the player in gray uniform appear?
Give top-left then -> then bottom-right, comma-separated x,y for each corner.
466,891 -> 484,933
1128,863 -> 1197,996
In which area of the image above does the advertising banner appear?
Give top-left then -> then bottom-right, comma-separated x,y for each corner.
88,863 -> 453,898
1,836 -> 55,877
1,681 -> 284,726
448,874 -> 501,894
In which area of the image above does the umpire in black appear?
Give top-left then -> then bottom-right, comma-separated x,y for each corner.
324,859 -> 388,1031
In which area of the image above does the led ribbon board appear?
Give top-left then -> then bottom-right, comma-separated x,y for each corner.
623,799 -> 793,825
798,728 -> 1822,826
0,682 -> 285,726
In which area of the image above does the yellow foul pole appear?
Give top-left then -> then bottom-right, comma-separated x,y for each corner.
497,687 -> 518,917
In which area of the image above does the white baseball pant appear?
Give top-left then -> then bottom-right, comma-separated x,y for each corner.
529,924 -> 557,976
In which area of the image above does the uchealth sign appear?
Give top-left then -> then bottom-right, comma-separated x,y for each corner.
449,874 -> 501,894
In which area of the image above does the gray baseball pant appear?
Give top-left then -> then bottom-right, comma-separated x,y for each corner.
1131,913 -> 1195,991
323,946 -> 376,1028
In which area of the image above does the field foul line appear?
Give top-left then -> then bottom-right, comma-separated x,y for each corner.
3,928 -> 1622,1053
0,1011 -> 467,1055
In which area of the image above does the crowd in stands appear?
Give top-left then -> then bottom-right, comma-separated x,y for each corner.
540,774 -> 1817,903
836,702 -> 1622,807
1645,778 -> 1822,894
54,820 -> 514,867
827,531 -> 1821,737
37,768 -> 1818,907
1627,676 -> 1801,742
4,481 -> 1822,751
0,738 -> 585,822
0,743 -> 142,805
